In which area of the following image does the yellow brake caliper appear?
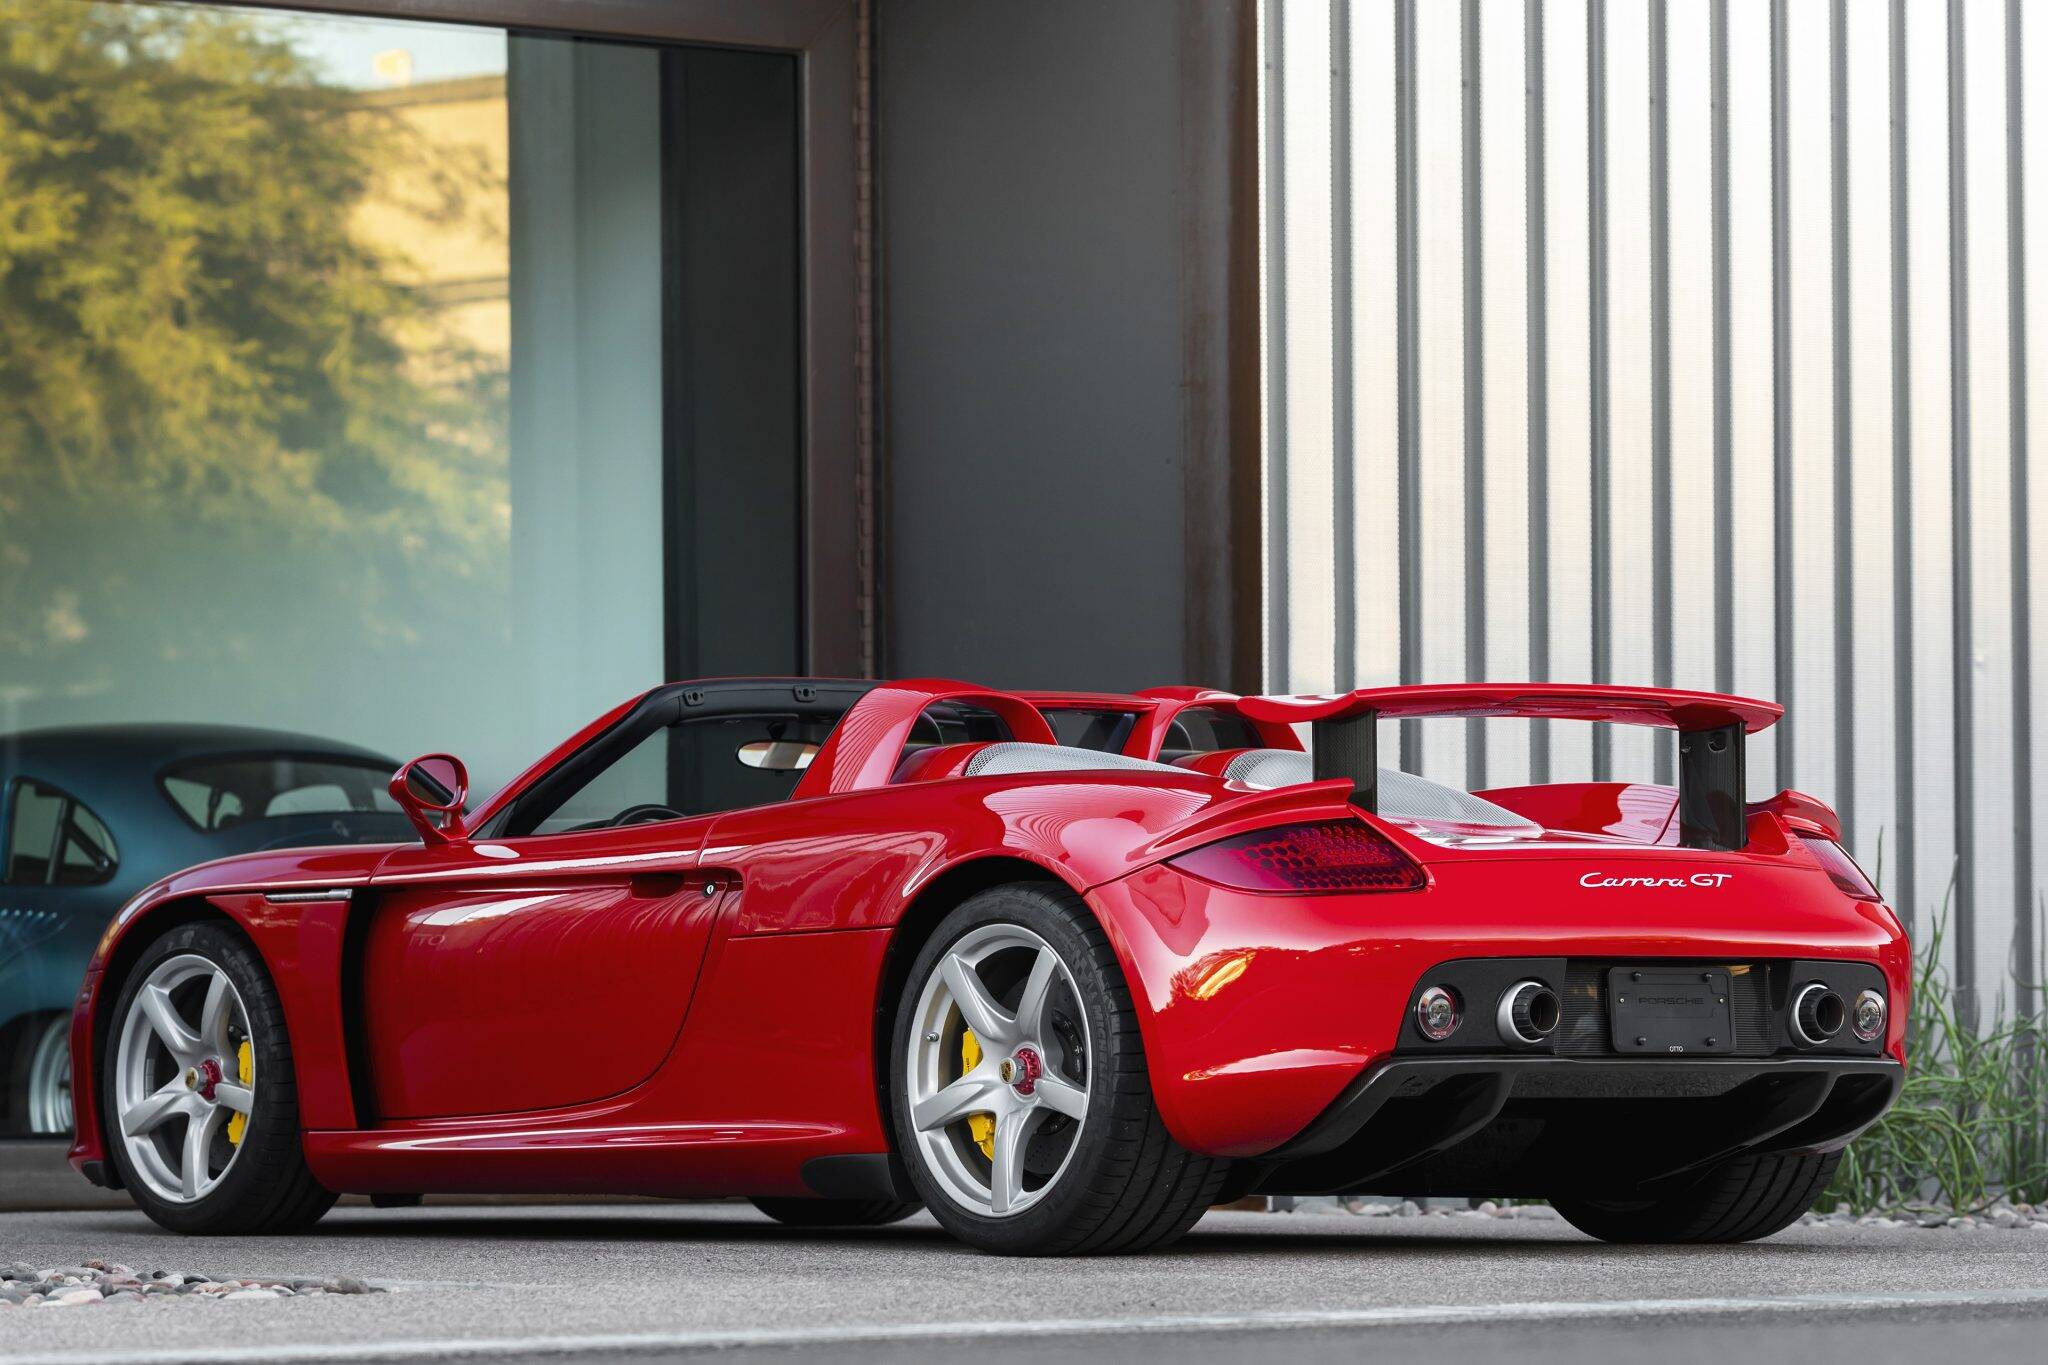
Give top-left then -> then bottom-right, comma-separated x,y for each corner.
226,1040 -> 253,1146
960,1029 -> 996,1160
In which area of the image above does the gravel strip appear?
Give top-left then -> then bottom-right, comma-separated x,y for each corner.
0,1259 -> 380,1309
1283,1197 -> 2048,1231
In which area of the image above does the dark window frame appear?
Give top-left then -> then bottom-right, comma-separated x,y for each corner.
254,0 -> 865,677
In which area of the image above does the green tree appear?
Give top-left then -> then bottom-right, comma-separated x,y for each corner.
0,1 -> 507,721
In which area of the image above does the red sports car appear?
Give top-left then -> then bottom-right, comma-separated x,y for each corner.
66,678 -> 1906,1255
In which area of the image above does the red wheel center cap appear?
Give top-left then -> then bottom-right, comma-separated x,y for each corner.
196,1057 -> 223,1102
1009,1047 -> 1043,1096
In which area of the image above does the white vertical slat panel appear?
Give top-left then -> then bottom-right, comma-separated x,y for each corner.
1415,0 -> 1468,783
1785,0 -> 1838,804
1542,0 -> 1597,782
1725,0 -> 1779,798
1280,2 -> 1337,694
1963,0 -> 2017,1005
1351,2 -> 1403,689
2024,0 -> 2048,991
1844,0 -> 1899,884
1667,0 -> 1718,697
1479,0 -> 1532,786
1905,0 -> 1958,951
1604,0 -> 1658,781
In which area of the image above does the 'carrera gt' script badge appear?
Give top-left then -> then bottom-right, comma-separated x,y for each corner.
1579,872 -> 1734,889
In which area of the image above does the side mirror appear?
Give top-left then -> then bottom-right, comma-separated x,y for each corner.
389,754 -> 469,845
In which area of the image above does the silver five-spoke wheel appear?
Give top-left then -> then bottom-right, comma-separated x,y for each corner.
113,954 -> 254,1204
906,923 -> 1091,1217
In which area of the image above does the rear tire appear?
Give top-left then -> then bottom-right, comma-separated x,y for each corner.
101,921 -> 336,1234
749,1197 -> 919,1228
1552,1150 -> 1841,1244
889,882 -> 1229,1255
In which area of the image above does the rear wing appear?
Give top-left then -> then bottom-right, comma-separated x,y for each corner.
1240,684 -> 1783,852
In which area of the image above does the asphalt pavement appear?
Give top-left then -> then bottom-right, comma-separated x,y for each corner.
3,1202 -> 2046,1364
0,1141 -> 128,1213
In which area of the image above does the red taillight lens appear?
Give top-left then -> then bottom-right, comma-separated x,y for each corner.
1799,835 -> 1880,900
1168,820 -> 1426,894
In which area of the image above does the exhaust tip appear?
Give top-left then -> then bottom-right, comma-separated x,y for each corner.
1497,980 -> 1560,1045
1792,983 -> 1847,1045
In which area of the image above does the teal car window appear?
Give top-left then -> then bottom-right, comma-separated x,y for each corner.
4,779 -> 119,886
158,757 -> 399,833
58,801 -> 119,885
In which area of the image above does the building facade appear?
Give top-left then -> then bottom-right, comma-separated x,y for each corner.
0,0 -> 1264,1131
1262,0 -> 2043,1013
0,0 -> 1261,797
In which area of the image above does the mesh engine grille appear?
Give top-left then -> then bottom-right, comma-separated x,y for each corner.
1557,962 -> 1775,1057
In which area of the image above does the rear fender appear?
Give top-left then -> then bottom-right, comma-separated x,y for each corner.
1751,790 -> 1845,842
1102,778 -> 1361,879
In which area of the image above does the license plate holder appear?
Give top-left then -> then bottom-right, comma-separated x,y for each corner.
1608,967 -> 1735,1055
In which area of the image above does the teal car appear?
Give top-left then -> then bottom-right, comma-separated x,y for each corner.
1,726 -> 407,1135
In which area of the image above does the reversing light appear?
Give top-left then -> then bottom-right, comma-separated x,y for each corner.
1797,835 -> 1881,901
1416,985 -> 1462,1041
1167,820 -> 1426,894
1852,988 -> 1887,1043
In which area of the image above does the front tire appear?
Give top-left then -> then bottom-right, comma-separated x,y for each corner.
1552,1150 -> 1841,1244
101,921 -> 335,1234
889,882 -> 1228,1255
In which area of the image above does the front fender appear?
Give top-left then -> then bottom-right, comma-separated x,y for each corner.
67,847 -> 383,1181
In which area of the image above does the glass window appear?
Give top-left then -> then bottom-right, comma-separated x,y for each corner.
1043,708 -> 1139,753
3,784 -> 66,886
4,780 -> 118,886
512,714 -> 840,835
56,799 -> 118,886
908,703 -> 1013,749
1159,708 -> 1262,757
0,2 -> 809,804
159,757 -> 400,833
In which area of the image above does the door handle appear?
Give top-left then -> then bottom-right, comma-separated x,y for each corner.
628,873 -> 690,899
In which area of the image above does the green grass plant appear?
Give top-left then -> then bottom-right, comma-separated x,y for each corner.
1826,864 -> 2048,1213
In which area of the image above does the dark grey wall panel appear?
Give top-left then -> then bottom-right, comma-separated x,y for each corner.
877,1 -> 1251,692
664,49 -> 803,680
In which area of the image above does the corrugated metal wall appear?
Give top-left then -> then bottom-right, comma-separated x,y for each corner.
1259,0 -> 2045,1015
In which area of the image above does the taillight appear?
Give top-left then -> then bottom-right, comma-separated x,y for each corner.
1167,820 -> 1426,894
1798,835 -> 1880,900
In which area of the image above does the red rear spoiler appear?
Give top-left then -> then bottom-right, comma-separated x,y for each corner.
1242,684 -> 1782,852
1239,683 -> 1780,733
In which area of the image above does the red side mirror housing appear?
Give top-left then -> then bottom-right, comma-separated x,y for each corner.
390,753 -> 469,845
